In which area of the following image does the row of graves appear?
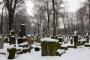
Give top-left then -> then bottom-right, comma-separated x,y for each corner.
0,24 -> 90,59
40,31 -> 90,56
0,24 -> 34,59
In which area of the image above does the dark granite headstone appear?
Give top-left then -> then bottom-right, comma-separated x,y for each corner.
74,31 -> 78,48
9,36 -> 16,45
20,24 -> 26,37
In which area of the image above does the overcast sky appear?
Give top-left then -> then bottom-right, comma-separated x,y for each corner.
25,0 -> 86,16
64,0 -> 86,12
0,0 -> 86,16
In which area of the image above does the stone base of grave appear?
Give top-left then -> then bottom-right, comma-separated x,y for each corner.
84,43 -> 90,47
60,47 -> 68,50
68,46 -> 76,48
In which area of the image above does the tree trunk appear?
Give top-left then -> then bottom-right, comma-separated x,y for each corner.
47,1 -> 50,37
8,10 -> 14,32
81,18 -> 84,34
52,0 -> 56,37
0,8 -> 4,34
89,4 -> 90,32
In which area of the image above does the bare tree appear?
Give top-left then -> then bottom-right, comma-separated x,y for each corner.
3,0 -> 24,32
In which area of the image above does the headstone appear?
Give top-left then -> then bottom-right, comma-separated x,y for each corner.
9,30 -> 16,45
74,31 -> 78,48
70,36 -> 73,44
20,24 -> 26,37
86,33 -> 89,43
7,46 -> 17,59
9,36 -> 16,45
17,36 -> 26,44
18,30 -> 22,37
41,38 -> 59,56
0,36 -> 4,49
41,41 -> 47,56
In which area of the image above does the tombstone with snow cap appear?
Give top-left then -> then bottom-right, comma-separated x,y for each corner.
17,24 -> 26,44
18,36 -> 26,44
7,45 -> 17,59
84,32 -> 90,47
41,38 -> 59,56
74,31 -> 78,48
9,30 -> 16,45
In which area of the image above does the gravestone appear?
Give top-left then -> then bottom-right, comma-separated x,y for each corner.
7,46 -> 17,59
17,37 -> 26,44
0,36 -> 4,49
84,32 -> 90,47
20,24 -> 26,37
41,38 -> 59,56
86,33 -> 89,43
74,31 -> 78,48
9,30 -> 16,45
70,36 -> 73,44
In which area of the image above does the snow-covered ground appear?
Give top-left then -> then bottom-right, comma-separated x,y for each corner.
0,45 -> 90,60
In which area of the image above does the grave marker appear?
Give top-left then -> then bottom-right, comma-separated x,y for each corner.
0,36 -> 4,49
74,31 -> 78,48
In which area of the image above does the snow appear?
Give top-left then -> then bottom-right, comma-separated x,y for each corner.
61,41 -> 74,47
41,38 -> 59,43
27,34 -> 31,37
21,24 -> 25,25
74,31 -> 78,36
0,44 -> 90,60
85,43 -> 90,45
19,42 -> 29,46
57,49 -> 65,54
78,38 -> 86,42
31,44 -> 41,48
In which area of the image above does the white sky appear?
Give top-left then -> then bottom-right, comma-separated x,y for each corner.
25,0 -> 34,16
64,0 -> 86,12
25,0 -> 86,16
0,0 -> 86,15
